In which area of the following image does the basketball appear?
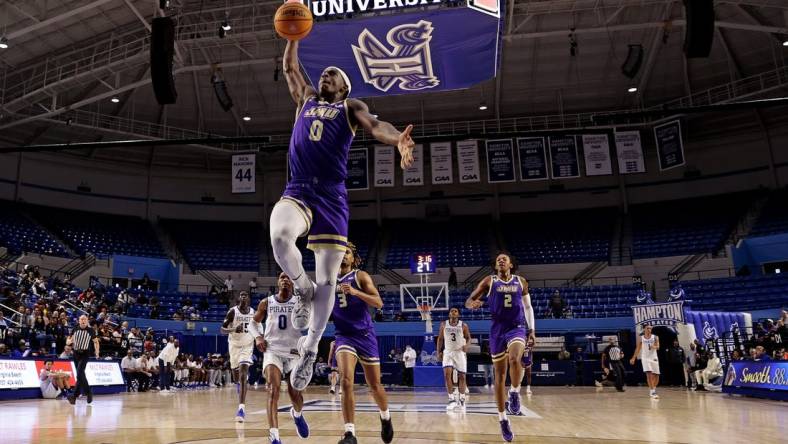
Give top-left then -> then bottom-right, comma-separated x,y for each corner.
274,2 -> 313,41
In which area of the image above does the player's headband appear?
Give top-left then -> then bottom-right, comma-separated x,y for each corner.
325,66 -> 352,96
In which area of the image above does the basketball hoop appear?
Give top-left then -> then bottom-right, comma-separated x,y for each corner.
418,303 -> 432,322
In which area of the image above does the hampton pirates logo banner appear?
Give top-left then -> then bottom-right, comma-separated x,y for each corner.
298,1 -> 502,97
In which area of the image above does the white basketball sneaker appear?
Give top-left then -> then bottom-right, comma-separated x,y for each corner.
291,281 -> 316,330
290,336 -> 317,391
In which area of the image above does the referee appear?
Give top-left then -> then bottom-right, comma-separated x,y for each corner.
67,315 -> 100,404
601,338 -> 626,392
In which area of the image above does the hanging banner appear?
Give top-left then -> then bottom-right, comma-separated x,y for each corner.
346,148 -> 369,191
457,140 -> 481,183
486,139 -> 516,183
374,145 -> 396,187
615,131 -> 646,174
548,135 -> 580,179
631,301 -> 685,326
654,120 -> 686,171
430,142 -> 454,185
403,144 -> 424,186
581,134 -> 613,176
231,154 -> 256,194
516,137 -> 548,182
299,4 -> 502,98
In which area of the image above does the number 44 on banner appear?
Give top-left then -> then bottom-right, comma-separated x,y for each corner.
232,154 -> 256,194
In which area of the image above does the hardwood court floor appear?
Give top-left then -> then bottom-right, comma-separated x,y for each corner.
0,385 -> 785,443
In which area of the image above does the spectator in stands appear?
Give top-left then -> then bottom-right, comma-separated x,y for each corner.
667,340 -> 686,387
730,349 -> 744,362
209,285 -> 219,297
128,327 -> 143,354
686,342 -> 699,389
402,345 -> 417,386
448,267 -> 458,289
572,346 -> 586,386
754,345 -> 771,361
388,348 -> 401,362
135,353 -> 153,391
142,274 -> 152,291
149,299 -> 161,319
224,275 -> 234,294
395,312 -> 405,322
144,351 -> 159,389
0,344 -> 8,356
549,291 -> 567,319
12,339 -> 30,358
157,337 -> 179,392
122,350 -> 140,391
172,310 -> 184,321
694,351 -> 723,391
248,277 -> 258,294
557,346 -> 570,360
374,309 -> 384,322
198,296 -> 209,313
59,344 -> 73,360
115,290 -> 130,315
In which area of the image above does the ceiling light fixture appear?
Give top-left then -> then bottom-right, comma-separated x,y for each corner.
0,36 -> 8,49
627,86 -> 638,93
111,96 -> 120,103
242,114 -> 251,121
478,101 -> 488,111
783,40 -> 788,47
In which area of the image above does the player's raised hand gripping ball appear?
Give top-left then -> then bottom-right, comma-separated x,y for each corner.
274,1 -> 313,41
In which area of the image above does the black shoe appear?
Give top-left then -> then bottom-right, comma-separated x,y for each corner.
67,395 -> 76,405
337,431 -> 357,444
87,393 -> 93,404
380,416 -> 394,443
616,388 -> 625,392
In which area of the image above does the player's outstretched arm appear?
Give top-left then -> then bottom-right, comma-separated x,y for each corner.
630,337 -> 642,365
249,300 -> 267,352
436,321 -> 445,356
345,270 -> 383,308
282,40 -> 316,105
219,309 -> 237,335
348,99 -> 415,168
466,276 -> 492,309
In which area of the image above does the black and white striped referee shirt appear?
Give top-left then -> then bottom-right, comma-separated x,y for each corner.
71,326 -> 95,352
606,345 -> 623,361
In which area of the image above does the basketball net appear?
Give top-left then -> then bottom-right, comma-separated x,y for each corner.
419,304 -> 432,334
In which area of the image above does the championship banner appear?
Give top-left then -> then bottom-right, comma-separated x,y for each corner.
631,301 -> 685,326
485,139 -> 516,183
516,137 -> 548,181
430,142 -> 453,185
614,131 -> 646,174
654,120 -> 686,171
403,144 -> 424,186
346,148 -> 369,190
581,134 -> 613,176
298,2 -> 502,98
456,139 -> 481,183
231,154 -> 255,194
548,135 -> 580,179
374,145 -> 395,187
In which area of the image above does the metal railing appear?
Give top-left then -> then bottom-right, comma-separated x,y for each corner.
677,268 -> 737,281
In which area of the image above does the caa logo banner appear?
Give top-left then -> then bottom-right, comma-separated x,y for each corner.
353,21 -> 439,93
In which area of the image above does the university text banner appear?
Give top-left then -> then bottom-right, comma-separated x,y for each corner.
516,137 -> 548,181
615,131 -> 646,174
654,120 -> 686,171
456,140 -> 481,183
581,134 -> 613,176
346,148 -> 369,190
403,144 -> 424,186
430,142 -> 454,185
548,135 -> 580,179
486,139 -> 516,183
374,145 -> 395,187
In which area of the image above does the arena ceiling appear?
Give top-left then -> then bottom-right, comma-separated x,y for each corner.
0,0 -> 787,170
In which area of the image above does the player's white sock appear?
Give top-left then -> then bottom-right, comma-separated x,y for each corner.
291,407 -> 302,418
380,409 -> 391,420
498,411 -> 507,421
238,403 -> 245,410
269,428 -> 279,441
460,393 -> 466,401
510,385 -> 520,393
345,423 -> 355,435
303,249 -> 343,351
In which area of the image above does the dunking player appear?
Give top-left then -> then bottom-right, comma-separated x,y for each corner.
466,253 -> 536,443
333,242 -> 393,444
247,273 -> 310,444
272,39 -> 415,392
521,336 -> 535,395
630,324 -> 661,399
436,307 -> 471,411
220,291 -> 255,422
328,339 -> 341,395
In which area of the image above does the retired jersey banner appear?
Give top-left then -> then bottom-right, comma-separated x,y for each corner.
516,137 -> 548,181
298,3 -> 502,98
346,148 -> 369,190
430,142 -> 453,185
374,145 -> 395,187
654,120 -> 686,171
548,136 -> 580,179
486,139 -> 516,183
457,140 -> 481,183
615,131 -> 646,174
581,134 -> 613,176
403,144 -> 424,186
231,154 -> 255,194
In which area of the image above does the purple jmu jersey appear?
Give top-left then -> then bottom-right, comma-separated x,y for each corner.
332,270 -> 373,335
289,97 -> 356,183
488,274 -> 526,329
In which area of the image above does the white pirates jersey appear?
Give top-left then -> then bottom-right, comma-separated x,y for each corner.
228,306 -> 255,347
640,334 -> 658,361
443,320 -> 466,352
264,295 -> 302,355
